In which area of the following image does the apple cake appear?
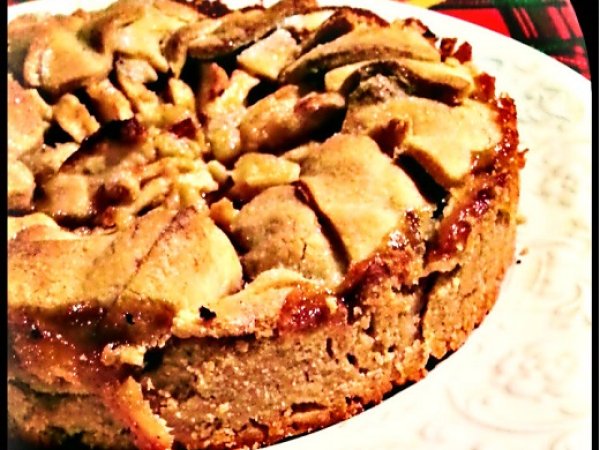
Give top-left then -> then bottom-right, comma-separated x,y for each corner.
7,0 -> 525,449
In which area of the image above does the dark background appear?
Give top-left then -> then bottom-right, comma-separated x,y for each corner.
570,0 -> 597,80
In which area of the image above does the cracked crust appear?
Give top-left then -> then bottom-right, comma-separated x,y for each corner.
8,1 -> 524,449
9,171 -> 518,448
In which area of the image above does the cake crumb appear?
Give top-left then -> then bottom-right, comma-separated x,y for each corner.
325,296 -> 338,314
217,402 -> 231,414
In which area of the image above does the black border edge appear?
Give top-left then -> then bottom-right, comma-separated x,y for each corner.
2,1 -> 598,450
3,0 -> 11,446
571,0 -> 597,81
570,1 -> 600,449
4,3 -> 12,449
568,2 -> 598,449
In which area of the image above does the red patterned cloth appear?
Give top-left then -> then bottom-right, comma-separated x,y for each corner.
6,0 -> 589,79
432,0 -> 589,79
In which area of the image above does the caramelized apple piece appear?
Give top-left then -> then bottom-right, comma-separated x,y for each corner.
237,29 -> 300,80
115,57 -> 161,124
344,98 -> 501,187
86,79 -> 134,123
22,143 -> 80,178
282,10 -> 334,35
53,94 -> 100,143
8,160 -> 35,212
167,0 -> 316,70
123,208 -> 243,313
229,153 -> 300,201
280,22 -> 440,83
300,134 -> 431,262
22,15 -> 112,95
239,85 -> 345,154
232,185 -> 344,286
299,8 -> 384,53
172,268 -> 313,338
8,75 -> 50,158
8,213 -> 59,240
339,59 -> 474,104
201,69 -> 260,163
209,198 -> 238,233
37,173 -> 97,221
92,0 -> 200,72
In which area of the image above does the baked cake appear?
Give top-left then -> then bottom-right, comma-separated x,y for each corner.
7,0 -> 525,448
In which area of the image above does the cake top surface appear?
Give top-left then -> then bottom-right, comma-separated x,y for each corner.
7,0 -> 519,340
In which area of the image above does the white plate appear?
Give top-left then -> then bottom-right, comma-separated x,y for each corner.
8,1 -> 592,449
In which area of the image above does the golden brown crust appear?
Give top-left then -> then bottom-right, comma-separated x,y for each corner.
7,1 -> 524,449
8,166 -> 517,448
